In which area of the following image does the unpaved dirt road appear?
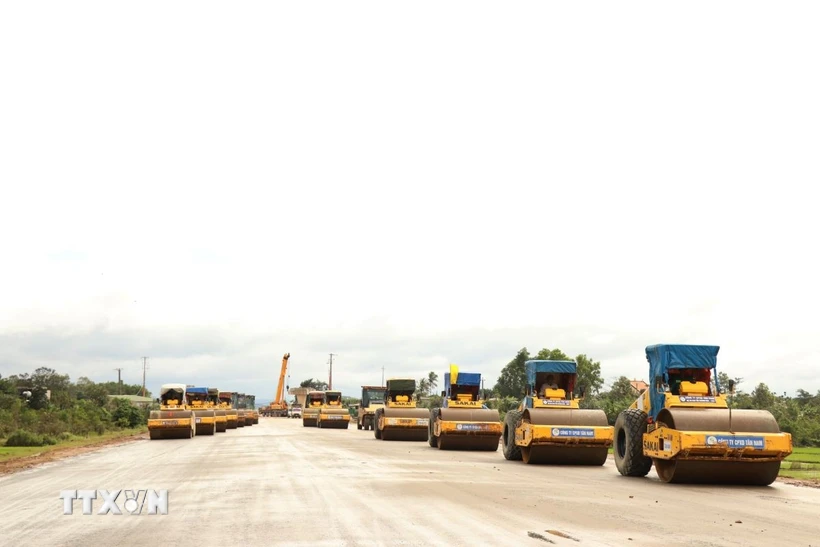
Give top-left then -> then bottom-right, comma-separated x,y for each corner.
1,418 -> 818,546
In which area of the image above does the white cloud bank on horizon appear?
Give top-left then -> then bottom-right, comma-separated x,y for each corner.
1,2 -> 818,400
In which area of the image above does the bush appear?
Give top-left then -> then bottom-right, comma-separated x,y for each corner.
110,398 -> 145,428
0,409 -> 15,437
5,429 -> 46,447
35,410 -> 68,438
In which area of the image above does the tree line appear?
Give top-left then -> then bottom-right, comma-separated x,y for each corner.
0,368 -> 150,447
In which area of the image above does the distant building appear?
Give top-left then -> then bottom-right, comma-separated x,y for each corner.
108,394 -> 154,408
630,380 -> 649,394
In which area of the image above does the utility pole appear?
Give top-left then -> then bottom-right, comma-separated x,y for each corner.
328,353 -> 337,390
381,366 -> 385,386
114,368 -> 123,395
141,357 -> 149,397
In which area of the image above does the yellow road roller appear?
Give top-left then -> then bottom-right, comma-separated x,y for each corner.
148,383 -> 196,440
186,386 -> 216,436
207,388 -> 228,432
219,391 -> 239,429
233,392 -> 248,427
241,394 -> 258,425
357,385 -> 386,431
503,360 -> 613,465
302,390 -> 324,427
317,390 -> 351,429
428,365 -> 501,451
374,378 -> 429,441
614,344 -> 793,485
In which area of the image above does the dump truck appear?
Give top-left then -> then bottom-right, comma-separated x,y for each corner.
428,365 -> 501,450
233,392 -> 248,427
207,388 -> 228,432
185,386 -> 217,436
357,385 -> 386,431
302,391 -> 324,427
219,391 -> 239,429
613,344 -> 793,485
289,403 -> 302,419
373,378 -> 429,441
503,359 -> 613,465
317,390 -> 351,429
148,383 -> 196,439
264,353 -> 291,417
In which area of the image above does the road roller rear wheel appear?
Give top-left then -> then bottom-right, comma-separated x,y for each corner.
502,410 -> 523,461
613,408 -> 652,477
374,409 -> 383,439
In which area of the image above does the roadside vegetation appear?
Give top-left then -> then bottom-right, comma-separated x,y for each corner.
0,368 -> 151,449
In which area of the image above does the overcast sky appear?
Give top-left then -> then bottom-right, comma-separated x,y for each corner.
1,2 -> 818,403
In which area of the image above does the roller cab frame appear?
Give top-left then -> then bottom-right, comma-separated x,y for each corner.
429,365 -> 501,450
245,394 -> 259,424
186,386 -> 217,436
317,390 -> 350,428
302,391 -> 324,427
357,385 -> 386,431
503,360 -> 613,465
148,383 -> 196,440
614,344 -> 793,485
233,393 -> 249,427
218,391 -> 239,429
374,378 -> 429,441
207,388 -> 228,432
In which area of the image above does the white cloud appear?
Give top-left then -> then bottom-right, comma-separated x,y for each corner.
1,2 -> 818,400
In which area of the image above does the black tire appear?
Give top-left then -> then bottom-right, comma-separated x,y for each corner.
502,410 -> 523,461
614,408 -> 653,477
428,408 -> 440,447
374,408 -> 383,439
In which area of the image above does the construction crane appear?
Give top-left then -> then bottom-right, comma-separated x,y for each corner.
263,353 -> 291,417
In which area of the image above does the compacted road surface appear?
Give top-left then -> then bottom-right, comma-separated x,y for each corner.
1,418 -> 818,546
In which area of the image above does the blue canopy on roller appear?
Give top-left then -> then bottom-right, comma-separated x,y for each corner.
525,360 -> 577,387
646,344 -> 720,420
445,372 -> 481,387
186,387 -> 209,394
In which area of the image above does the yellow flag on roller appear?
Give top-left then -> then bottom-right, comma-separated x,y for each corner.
449,364 -> 459,385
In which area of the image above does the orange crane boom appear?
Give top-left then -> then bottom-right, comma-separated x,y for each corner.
266,353 -> 291,417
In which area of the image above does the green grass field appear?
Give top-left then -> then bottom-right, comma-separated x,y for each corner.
605,446 -> 820,480
0,428 -> 147,463
780,447 -> 820,479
